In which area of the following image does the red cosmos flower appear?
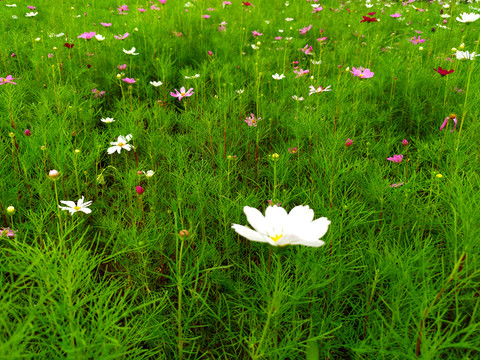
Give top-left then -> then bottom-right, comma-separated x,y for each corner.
367,12 -> 376,16
242,1 -> 251,5
433,67 -> 454,76
360,16 -> 377,23
64,43 -> 75,49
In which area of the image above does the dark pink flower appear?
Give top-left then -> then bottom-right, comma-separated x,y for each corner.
402,139 -> 409,146
136,186 -> 144,194
387,154 -> 403,163
252,31 -> 263,37
299,24 -> 313,35
440,114 -> 457,132
25,129 -> 32,136
345,138 -> 353,147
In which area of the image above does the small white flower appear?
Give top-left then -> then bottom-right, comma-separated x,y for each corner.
185,74 -> 200,79
236,89 -> 245,95
107,134 -> 133,154
185,2 -> 193,7
272,73 -> 285,80
12,15 -> 18,19
101,117 -> 115,123
292,95 -> 304,101
456,12 -> 480,23
455,50 -> 479,60
285,37 -> 293,41
265,20 -> 270,24
143,170 -> 155,178
232,205 -> 330,247
123,47 -> 139,55
443,3 -> 450,8
312,4 -> 321,8
309,85 -> 332,95
285,17 -> 294,21
25,12 -> 38,17
441,14 -> 451,18
311,60 -> 322,65
95,34 -> 105,41
35,37 -> 41,41
6,4 -> 17,7
150,81 -> 163,87
278,29 -> 284,33
251,44 -> 259,50
365,3 -> 374,8
59,196 -> 93,215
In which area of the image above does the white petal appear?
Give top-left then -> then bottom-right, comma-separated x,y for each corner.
243,206 -> 270,235
288,205 -> 314,228
80,208 -> 92,214
125,134 -> 133,141
77,196 -> 84,206
107,146 -> 118,154
60,201 -> 76,208
122,144 -> 132,151
305,217 -> 331,240
264,205 -> 288,234
231,224 -> 269,243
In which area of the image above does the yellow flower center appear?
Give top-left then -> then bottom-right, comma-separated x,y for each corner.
360,74 -> 364,77
270,234 -> 283,242
74,206 -> 81,210
181,93 -> 186,96
118,142 -> 124,147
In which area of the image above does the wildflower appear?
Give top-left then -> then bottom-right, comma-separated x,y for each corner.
92,89 -> 105,98
360,16 -> 377,23
101,22 -> 112,26
402,139 -> 409,146
455,50 -> 479,60
312,5 -> 323,13
143,170 -> 155,177
122,78 -> 136,84
123,47 -> 139,55
410,36 -> 425,44
288,147 -> 298,154
389,183 -> 404,187
252,31 -> 263,37
101,117 -> 115,123
351,67 -> 374,78
272,73 -> 285,80
1,228 -> 15,238
150,81 -> 163,87
456,12 -> 480,24
59,196 -> 93,215
390,13 -> 401,18
108,134 -> 133,154
170,87 -> 194,101
285,18 -> 294,21
185,74 -> 200,79
136,186 -> 144,195
299,24 -> 313,35
301,44 -> 313,55
208,51 -> 213,56
317,37 -> 328,42
138,8 -> 145,12
117,4 -> 129,14
309,85 -> 332,95
223,1 -> 232,8
387,154 -> 403,163
25,129 -> 32,136
25,12 -> 38,17
27,6 -> 36,10
245,113 -> 261,127
436,173 -> 443,178
202,14 -> 210,18
231,205 -> 330,247
64,43 -> 74,49
114,33 -> 130,40
433,67 -> 454,76
292,95 -> 304,101
439,114 -> 457,132
267,200 -> 282,206
0,75 -> 17,85
7,206 -> 15,215
293,69 -> 309,78
242,2 -> 252,5
236,89 -> 244,95
77,31 -> 96,40
345,138 -> 353,147
95,34 -> 105,41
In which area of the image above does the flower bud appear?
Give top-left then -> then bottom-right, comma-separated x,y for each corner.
7,206 -> 15,215
25,129 -> 31,136
345,138 -> 353,147
179,229 -> 189,238
402,139 -> 409,146
49,169 -> 59,180
136,186 -> 144,195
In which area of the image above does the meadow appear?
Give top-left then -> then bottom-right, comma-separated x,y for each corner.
1,0 -> 480,358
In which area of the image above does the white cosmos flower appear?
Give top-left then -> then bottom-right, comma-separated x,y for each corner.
6,4 -> 17,7
150,81 -> 163,87
455,50 -> 479,60
456,12 -> 480,23
101,117 -> 115,123
95,34 -> 105,41
232,205 -> 330,247
59,196 -> 93,215
236,89 -> 244,94
123,47 -> 139,55
185,74 -> 200,79
285,18 -> 294,21
272,73 -> 285,80
25,12 -> 38,17
107,134 -> 133,154
143,170 -> 155,177
12,15 -> 18,19
309,85 -> 332,95
292,95 -> 304,101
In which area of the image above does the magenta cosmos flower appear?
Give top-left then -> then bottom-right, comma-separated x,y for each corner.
351,67 -> 374,79
122,78 -> 136,84
410,36 -> 425,44
170,87 -> 194,101
440,114 -> 457,132
387,154 -> 403,163
0,75 -> 17,85
77,31 -> 96,40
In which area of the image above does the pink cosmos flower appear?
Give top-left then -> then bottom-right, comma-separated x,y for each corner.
440,114 -> 457,132
387,154 -> 404,163
117,5 -> 129,14
410,36 -> 425,44
301,45 -> 313,55
245,113 -> 261,127
77,32 -> 96,40
207,8 -> 215,11
351,67 -> 374,79
293,69 -> 309,78
117,64 -> 127,70
159,0 -> 167,3
345,138 -> 353,147
114,33 -> 130,40
101,22 -> 112,27
252,31 -> 263,37
92,89 -> 105,98
317,37 -> 328,42
122,78 -> 136,84
218,25 -> 226,32
309,85 -> 332,95
223,1 -> 232,7
389,183 -> 404,188
275,36 -> 283,40
151,5 -> 160,10
312,6 -> 323,13
27,6 -> 36,9
203,15 -> 211,18
402,139 -> 409,146
138,8 -> 146,12
299,25 -> 313,35
1,228 -> 16,238
170,87 -> 194,101
208,51 -> 213,56
390,13 -> 401,18
0,75 -> 17,85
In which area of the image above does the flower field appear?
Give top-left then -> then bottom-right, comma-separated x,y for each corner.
1,0 -> 480,358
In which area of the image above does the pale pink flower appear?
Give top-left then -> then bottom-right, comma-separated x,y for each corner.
77,31 -> 96,40
122,78 -> 136,84
351,67 -> 374,79
299,24 -> 313,35
309,85 -> 332,95
114,33 -> 130,40
390,13 -> 401,18
0,75 -> 17,85
293,69 -> 309,78
252,30 -> 263,37
101,22 -> 112,27
170,87 -> 194,101
203,15 -> 211,18
245,113 -> 261,127
138,8 -> 146,12
117,64 -> 127,70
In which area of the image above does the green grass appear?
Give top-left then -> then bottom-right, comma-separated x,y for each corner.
1,0 -> 480,358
